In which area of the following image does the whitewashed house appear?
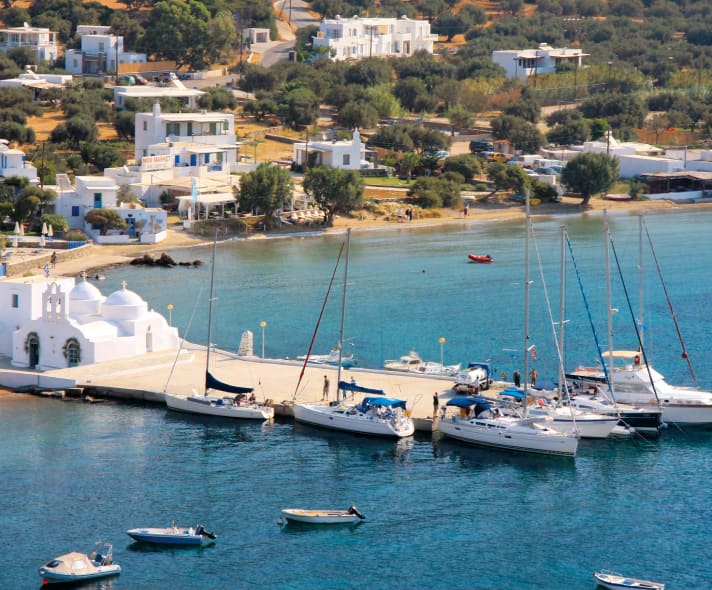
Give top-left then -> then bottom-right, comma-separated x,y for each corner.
65,25 -> 146,75
243,28 -> 270,45
0,67 -> 71,91
114,84 -> 205,110
293,129 -> 369,170
0,23 -> 59,63
52,174 -> 167,243
134,102 -> 238,167
492,43 -> 587,80
0,275 -> 179,370
0,140 -> 38,183
312,15 -> 437,61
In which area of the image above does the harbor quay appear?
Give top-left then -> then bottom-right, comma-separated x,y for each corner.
1,345 -> 468,432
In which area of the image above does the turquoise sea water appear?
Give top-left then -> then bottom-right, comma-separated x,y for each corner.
2,209 -> 711,588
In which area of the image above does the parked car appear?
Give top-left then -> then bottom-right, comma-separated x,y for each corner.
424,149 -> 449,160
535,166 -> 563,175
478,151 -> 510,163
133,74 -> 148,85
117,75 -> 135,86
469,140 -> 493,153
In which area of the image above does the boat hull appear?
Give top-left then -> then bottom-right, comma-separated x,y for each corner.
165,394 -> 273,420
293,403 -> 414,438
126,527 -> 215,546
594,571 -> 664,590
280,509 -> 362,524
467,254 -> 493,263
40,566 -> 121,584
438,417 -> 577,457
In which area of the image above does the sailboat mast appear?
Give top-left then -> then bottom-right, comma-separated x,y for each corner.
523,192 -> 530,418
558,225 -> 566,399
205,234 -> 218,391
604,211 -> 614,383
336,229 -> 351,402
638,215 -> 644,348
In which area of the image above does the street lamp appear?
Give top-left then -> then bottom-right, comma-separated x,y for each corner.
260,321 -> 267,358
607,60 -> 612,89
439,337 -> 445,368
167,303 -> 173,326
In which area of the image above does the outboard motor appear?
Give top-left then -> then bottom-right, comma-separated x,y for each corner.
346,505 -> 365,520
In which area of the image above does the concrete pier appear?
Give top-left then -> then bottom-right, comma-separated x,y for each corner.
7,345 -> 474,432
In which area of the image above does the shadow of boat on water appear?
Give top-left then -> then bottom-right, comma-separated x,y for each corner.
125,541 -> 216,554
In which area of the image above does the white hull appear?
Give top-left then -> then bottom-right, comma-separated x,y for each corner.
280,509 -> 361,524
165,393 -> 273,420
594,570 -> 664,590
528,408 -> 621,439
293,402 -> 414,438
40,565 -> 122,584
126,525 -> 216,546
438,416 -> 578,456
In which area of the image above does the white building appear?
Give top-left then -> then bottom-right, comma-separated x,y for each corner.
293,129 -> 369,170
492,43 -> 587,80
312,15 -> 437,61
243,28 -> 270,45
0,274 -> 179,370
135,102 -> 238,167
114,84 -> 205,110
65,25 -> 146,75
0,67 -> 71,91
51,174 -> 168,243
0,139 -> 38,183
0,23 -> 59,63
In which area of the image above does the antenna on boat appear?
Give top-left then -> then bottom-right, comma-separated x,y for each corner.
523,190 -> 530,419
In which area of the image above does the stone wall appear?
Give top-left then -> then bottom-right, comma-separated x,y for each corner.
4,243 -> 93,278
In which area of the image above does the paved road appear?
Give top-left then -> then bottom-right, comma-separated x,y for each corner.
261,0 -> 318,68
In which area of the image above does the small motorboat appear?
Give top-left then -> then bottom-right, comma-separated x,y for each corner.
126,523 -> 217,546
594,570 -> 665,590
467,253 -> 494,263
39,542 -> 121,585
280,505 -> 365,525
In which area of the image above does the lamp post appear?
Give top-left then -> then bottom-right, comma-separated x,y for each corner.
167,303 -> 173,326
260,321 -> 267,358
607,60 -> 612,90
439,337 -> 445,368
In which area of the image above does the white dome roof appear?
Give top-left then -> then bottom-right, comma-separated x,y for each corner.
70,279 -> 103,301
105,287 -> 144,307
102,282 -> 148,321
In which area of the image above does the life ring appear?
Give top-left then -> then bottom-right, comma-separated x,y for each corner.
634,355 -> 640,366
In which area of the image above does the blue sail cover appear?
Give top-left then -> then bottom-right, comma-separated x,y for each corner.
338,381 -> 384,395
499,388 -> 524,399
359,397 -> 407,411
206,371 -> 253,395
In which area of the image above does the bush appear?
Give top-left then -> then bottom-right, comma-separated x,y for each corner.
65,230 -> 89,242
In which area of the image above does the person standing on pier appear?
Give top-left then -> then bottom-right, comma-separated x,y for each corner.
322,375 -> 330,400
433,392 -> 439,416
513,370 -> 521,388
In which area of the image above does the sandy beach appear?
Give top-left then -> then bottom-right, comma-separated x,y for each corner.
46,196 -> 705,277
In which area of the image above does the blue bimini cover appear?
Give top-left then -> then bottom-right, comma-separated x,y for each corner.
359,397 -> 407,411
446,396 -> 491,407
338,381 -> 385,395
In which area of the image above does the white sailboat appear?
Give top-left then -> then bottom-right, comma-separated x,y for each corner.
567,214 -> 712,425
438,193 -> 578,457
384,350 -> 460,376
293,229 -> 415,438
164,237 -> 274,420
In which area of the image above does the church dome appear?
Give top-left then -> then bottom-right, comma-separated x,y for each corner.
102,282 -> 148,320
69,278 -> 103,301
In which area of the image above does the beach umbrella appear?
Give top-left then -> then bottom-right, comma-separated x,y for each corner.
13,221 -> 19,234
48,224 -> 54,237
19,223 -> 24,236
41,222 -> 48,235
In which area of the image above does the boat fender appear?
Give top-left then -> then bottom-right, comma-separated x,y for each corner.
634,355 -> 640,366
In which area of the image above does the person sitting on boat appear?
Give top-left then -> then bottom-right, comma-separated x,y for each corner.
248,392 -> 256,404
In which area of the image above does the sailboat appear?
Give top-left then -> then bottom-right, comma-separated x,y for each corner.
567,214 -> 712,425
293,230 -> 415,438
164,237 -> 274,420
438,193 -> 579,457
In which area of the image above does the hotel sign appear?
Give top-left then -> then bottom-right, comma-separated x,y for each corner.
141,154 -> 172,171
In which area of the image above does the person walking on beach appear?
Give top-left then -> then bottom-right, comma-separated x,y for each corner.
50,252 -> 57,268
529,368 -> 537,387
513,370 -> 521,388
322,375 -> 330,400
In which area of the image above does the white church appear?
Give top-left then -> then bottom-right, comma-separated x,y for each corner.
0,274 -> 179,370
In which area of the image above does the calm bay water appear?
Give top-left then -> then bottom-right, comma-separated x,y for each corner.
2,209 -> 711,588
